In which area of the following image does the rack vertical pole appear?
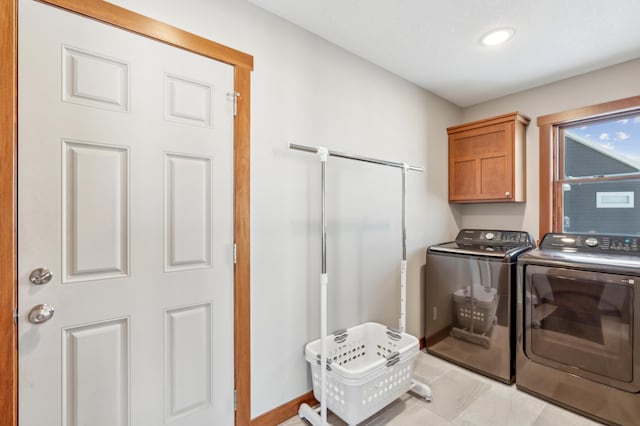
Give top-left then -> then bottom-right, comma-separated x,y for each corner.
319,149 -> 328,425
298,147 -> 330,425
399,164 -> 408,332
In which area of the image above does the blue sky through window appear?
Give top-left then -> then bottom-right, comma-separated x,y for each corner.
566,114 -> 640,164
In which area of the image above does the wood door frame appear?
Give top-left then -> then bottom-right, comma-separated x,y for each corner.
1,1 -> 253,424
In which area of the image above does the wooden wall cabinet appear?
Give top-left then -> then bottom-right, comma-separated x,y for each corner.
447,112 -> 530,203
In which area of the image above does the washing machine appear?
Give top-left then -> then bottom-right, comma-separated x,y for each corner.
517,233 -> 640,425
425,229 -> 535,383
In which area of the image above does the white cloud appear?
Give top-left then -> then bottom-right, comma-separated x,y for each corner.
617,119 -> 629,124
616,132 -> 630,140
601,142 -> 615,150
635,116 -> 640,123
600,133 -> 610,141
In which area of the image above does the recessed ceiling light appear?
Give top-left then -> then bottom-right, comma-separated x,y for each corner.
481,28 -> 515,46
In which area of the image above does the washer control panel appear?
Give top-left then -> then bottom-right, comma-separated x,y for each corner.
541,233 -> 640,254
456,229 -> 534,247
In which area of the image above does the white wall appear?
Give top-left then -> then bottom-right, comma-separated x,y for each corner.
106,0 -> 461,417
457,59 -> 640,241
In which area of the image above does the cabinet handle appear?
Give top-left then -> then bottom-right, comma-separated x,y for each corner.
505,191 -> 511,198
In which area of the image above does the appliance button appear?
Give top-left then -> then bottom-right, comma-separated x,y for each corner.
485,232 -> 495,240
585,237 -> 598,247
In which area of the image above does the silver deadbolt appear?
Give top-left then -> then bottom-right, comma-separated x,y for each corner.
28,304 -> 55,324
29,267 -> 53,285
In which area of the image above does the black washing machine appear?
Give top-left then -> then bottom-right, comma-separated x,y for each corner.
517,233 -> 640,425
425,229 -> 535,383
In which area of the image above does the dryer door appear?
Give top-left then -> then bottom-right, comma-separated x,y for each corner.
523,265 -> 639,392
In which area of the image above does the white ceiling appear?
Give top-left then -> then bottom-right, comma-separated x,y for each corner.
248,0 -> 640,107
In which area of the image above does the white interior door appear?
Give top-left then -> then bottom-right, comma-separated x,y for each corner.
18,1 -> 235,424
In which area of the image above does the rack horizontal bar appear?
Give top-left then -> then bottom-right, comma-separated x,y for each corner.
289,143 -> 424,172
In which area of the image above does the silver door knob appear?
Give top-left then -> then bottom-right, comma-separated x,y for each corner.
29,267 -> 53,285
505,191 -> 511,198
28,304 -> 55,324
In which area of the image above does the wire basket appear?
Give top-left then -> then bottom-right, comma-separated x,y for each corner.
304,322 -> 419,425
452,284 -> 498,334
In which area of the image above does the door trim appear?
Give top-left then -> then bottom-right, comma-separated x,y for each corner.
2,1 -> 253,424
1,0 -> 18,423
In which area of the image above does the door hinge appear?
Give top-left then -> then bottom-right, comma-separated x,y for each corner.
227,91 -> 239,117
14,309 -> 18,325
233,243 -> 237,265
234,389 -> 238,411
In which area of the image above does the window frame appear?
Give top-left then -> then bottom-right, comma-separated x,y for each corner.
538,95 -> 640,237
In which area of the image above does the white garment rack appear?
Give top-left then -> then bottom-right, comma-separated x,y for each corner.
290,143 -> 432,426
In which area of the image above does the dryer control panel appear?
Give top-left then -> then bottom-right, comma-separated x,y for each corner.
541,233 -> 640,254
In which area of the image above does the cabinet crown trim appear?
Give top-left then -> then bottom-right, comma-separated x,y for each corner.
447,111 -> 530,135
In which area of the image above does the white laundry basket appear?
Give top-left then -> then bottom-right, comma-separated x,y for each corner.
304,322 -> 420,425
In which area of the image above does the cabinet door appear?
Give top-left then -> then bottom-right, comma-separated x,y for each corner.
449,122 -> 513,202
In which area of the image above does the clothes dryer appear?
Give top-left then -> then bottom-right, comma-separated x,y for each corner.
517,233 -> 640,425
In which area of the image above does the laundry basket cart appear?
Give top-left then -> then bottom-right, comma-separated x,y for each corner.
451,284 -> 498,348
305,323 -> 420,425
291,144 -> 432,426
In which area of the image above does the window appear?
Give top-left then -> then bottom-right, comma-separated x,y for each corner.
538,96 -> 640,236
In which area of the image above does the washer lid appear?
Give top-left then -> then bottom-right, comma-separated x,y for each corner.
429,242 -> 515,258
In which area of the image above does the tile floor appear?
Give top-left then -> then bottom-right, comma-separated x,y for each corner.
281,351 -> 602,425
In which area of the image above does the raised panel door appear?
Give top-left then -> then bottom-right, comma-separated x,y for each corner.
18,1 -> 235,424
